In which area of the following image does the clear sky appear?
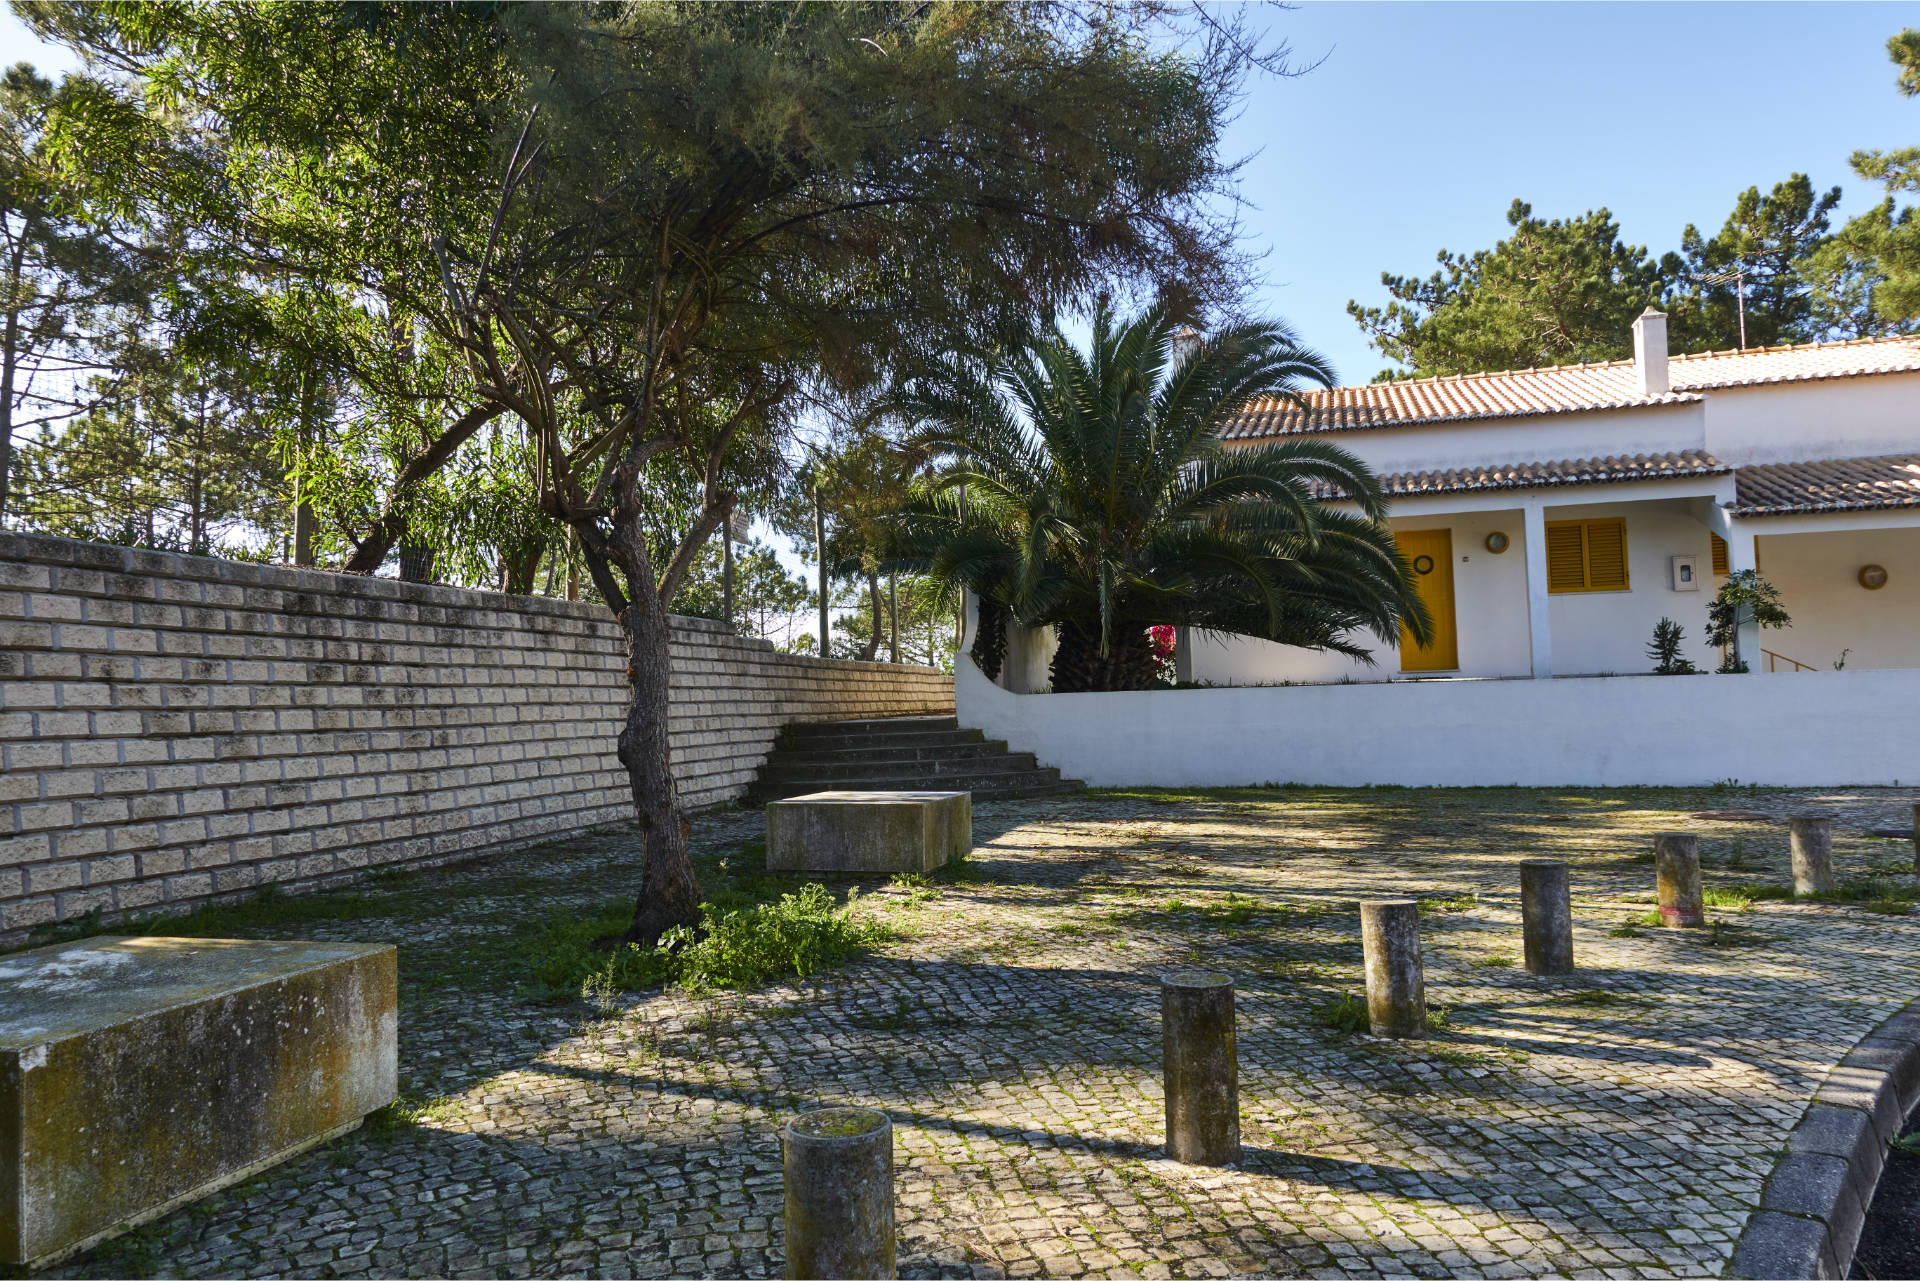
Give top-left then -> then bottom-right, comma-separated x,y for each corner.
1221,2 -> 1917,384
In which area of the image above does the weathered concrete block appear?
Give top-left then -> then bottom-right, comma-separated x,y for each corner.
766,791 -> 970,876
0,936 -> 397,1268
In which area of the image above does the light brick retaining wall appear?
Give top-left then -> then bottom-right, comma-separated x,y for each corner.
0,532 -> 952,937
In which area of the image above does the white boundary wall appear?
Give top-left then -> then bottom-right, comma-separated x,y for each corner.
959,603 -> 1920,789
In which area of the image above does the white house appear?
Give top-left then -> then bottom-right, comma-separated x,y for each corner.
1183,310 -> 1920,685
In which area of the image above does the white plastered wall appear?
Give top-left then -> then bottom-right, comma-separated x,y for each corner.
1749,522 -> 1920,672
1275,402 -> 1707,477
1704,373 -> 1920,466
1543,496 -> 1722,676
1184,507 -> 1533,684
1184,491 -> 1726,685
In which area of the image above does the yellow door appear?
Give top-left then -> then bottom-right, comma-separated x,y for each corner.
1397,528 -> 1458,672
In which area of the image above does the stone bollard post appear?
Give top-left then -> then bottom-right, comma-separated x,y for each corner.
1789,812 -> 1837,895
783,1107 -> 895,1280
1160,971 -> 1239,1165
1519,859 -> 1574,975
1653,833 -> 1705,927
1360,900 -> 1426,1037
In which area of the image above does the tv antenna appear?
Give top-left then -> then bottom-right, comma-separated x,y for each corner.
1692,264 -> 1752,350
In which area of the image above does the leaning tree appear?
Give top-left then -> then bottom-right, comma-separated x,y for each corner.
38,0 -> 1273,944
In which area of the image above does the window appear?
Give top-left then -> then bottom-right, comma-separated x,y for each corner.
1545,518 -> 1630,593
1710,534 -> 1729,576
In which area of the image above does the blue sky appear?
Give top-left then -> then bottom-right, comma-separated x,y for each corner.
1221,2 -> 1917,383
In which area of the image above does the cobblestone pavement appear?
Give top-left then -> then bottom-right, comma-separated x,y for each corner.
52,786 -> 1920,1280
1690,785 -> 1920,836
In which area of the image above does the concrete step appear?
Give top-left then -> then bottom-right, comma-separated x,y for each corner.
784,716 -> 968,744
761,754 -> 1045,785
751,714 -> 1084,806
750,776 -> 1083,803
769,740 -> 1017,767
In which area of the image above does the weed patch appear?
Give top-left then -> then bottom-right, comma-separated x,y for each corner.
367,1092 -> 457,1133
538,884 -> 883,1004
1312,993 -> 1370,1034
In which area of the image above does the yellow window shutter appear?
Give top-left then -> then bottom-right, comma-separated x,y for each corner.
1544,522 -> 1587,593
1586,519 -> 1629,590
1710,533 -> 1729,576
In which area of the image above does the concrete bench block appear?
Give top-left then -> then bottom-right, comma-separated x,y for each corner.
766,791 -> 970,876
0,936 -> 397,1268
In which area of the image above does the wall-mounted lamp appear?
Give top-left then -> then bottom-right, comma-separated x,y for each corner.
1484,532 -> 1510,554
1859,564 -> 1889,590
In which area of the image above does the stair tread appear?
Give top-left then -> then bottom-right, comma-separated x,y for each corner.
751,716 -> 1083,805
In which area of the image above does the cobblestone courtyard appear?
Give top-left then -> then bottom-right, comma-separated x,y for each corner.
54,786 -> 1920,1280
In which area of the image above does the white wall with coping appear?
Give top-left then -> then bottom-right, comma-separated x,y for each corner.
1283,403 -> 1707,477
1704,373 -> 1920,467
0,531 -> 952,938
958,607 -> 1920,788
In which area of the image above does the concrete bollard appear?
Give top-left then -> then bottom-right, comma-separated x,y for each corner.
1360,900 -> 1426,1038
783,1107 -> 895,1280
1789,812 -> 1837,896
1519,859 -> 1574,975
1160,970 -> 1239,1165
1653,833 -> 1705,927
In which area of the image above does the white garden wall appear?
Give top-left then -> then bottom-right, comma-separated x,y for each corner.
960,601 -> 1920,788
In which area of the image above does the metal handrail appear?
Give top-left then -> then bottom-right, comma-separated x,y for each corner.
1761,647 -> 1818,673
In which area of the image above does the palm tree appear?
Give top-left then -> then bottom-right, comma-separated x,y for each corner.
885,304 -> 1428,692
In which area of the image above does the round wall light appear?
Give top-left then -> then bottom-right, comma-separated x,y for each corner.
1484,532 -> 1510,554
1859,564 -> 1889,590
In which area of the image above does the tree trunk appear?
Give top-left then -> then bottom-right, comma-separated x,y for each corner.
888,574 -> 899,663
1049,620 -> 1158,692
575,510 -> 704,948
612,567 -> 702,945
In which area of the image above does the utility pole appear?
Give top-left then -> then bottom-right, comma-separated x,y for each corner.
814,483 -> 829,658
723,514 -> 736,629
723,509 -> 749,630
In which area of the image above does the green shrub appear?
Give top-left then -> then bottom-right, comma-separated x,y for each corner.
529,883 -> 879,1004
663,884 -> 878,992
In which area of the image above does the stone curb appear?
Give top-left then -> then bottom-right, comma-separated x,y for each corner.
1727,996 -> 1920,1279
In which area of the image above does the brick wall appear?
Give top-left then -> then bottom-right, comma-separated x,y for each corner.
0,532 -> 952,938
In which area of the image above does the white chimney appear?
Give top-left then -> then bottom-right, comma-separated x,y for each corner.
1632,306 -> 1669,395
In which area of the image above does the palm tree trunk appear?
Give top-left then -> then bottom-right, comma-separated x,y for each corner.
1050,620 -> 1157,692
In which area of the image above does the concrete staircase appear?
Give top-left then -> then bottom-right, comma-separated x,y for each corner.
748,716 -> 1082,803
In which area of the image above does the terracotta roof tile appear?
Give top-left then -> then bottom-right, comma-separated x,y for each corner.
1222,333 -> 1920,439
1306,452 -> 1728,501
1733,453 -> 1920,516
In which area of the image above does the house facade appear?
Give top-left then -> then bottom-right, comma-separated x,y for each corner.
1182,310 -> 1920,685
